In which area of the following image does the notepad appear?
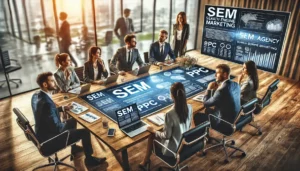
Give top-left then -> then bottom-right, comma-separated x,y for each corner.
70,102 -> 89,115
147,113 -> 165,126
193,94 -> 205,102
79,112 -> 100,123
164,63 -> 175,66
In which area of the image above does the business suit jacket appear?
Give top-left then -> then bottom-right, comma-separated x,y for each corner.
240,76 -> 257,103
114,17 -> 134,39
83,61 -> 108,83
59,20 -> 71,48
110,47 -> 144,73
54,68 -> 80,92
149,41 -> 175,63
203,80 -> 241,124
34,91 -> 66,142
172,24 -> 190,55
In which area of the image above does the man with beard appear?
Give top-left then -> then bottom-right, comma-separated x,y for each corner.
34,72 -> 106,166
149,29 -> 175,65
110,34 -> 144,75
193,64 -> 241,129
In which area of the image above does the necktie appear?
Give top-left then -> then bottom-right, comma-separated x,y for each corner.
128,51 -> 131,64
160,45 -> 164,56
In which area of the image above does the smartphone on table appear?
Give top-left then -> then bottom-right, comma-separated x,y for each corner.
107,128 -> 116,137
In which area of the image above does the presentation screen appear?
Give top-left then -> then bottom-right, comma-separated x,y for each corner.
201,5 -> 290,73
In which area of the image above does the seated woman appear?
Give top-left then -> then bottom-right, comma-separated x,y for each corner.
139,82 -> 192,169
54,53 -> 80,92
83,46 -> 108,84
238,60 -> 259,104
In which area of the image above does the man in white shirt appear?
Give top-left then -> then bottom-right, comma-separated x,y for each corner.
110,34 -> 144,75
149,29 -> 176,65
114,8 -> 135,46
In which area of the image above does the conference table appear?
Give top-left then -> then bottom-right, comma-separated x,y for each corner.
52,64 -> 207,171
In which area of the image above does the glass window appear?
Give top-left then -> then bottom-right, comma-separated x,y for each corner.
16,0 -> 29,42
136,0 -> 154,55
9,0 -> 20,37
3,1 -> 12,34
123,0 -> 142,32
171,0 -> 185,25
0,1 -> 8,33
155,0 -> 171,37
186,0 -> 198,50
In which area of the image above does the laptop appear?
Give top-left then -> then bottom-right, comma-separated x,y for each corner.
104,74 -> 119,85
68,83 -> 91,95
115,103 -> 148,138
132,65 -> 151,76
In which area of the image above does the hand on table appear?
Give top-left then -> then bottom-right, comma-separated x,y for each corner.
147,126 -> 156,134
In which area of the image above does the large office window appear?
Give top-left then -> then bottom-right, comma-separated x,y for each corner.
9,0 -> 20,37
0,1 -> 8,33
123,0 -> 142,32
15,0 -> 29,42
136,0 -> 154,54
155,0 -> 171,37
186,0 -> 198,50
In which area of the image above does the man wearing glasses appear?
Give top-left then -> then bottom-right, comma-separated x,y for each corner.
110,34 -> 144,75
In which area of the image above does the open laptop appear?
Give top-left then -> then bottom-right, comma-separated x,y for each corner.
115,103 -> 148,138
132,65 -> 151,76
104,74 -> 119,85
68,83 -> 91,95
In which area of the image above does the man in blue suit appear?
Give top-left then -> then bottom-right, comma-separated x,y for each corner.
149,29 -> 175,65
194,64 -> 241,126
34,72 -> 106,166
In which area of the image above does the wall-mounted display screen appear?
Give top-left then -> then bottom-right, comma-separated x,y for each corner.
201,5 -> 290,73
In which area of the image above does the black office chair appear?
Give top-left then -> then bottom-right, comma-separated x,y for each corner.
203,98 -> 259,163
101,31 -> 113,46
13,108 -> 77,171
248,79 -> 280,134
152,121 -> 210,171
144,52 -> 150,64
0,50 -> 22,88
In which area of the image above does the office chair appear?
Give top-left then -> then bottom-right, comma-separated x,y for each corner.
151,121 -> 210,171
203,98 -> 259,163
13,108 -> 77,171
107,59 -> 116,75
144,52 -> 150,64
248,79 -> 280,135
0,50 -> 22,88
74,66 -> 86,84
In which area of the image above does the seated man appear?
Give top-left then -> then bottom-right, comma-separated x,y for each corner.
34,72 -> 106,166
193,64 -> 241,128
149,29 -> 175,65
109,34 -> 144,75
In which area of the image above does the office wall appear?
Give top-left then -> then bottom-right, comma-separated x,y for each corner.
196,0 -> 300,81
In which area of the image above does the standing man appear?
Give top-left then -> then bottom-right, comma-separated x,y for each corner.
149,29 -> 175,65
59,12 -> 78,67
114,9 -> 134,46
109,34 -> 144,75
34,72 -> 106,166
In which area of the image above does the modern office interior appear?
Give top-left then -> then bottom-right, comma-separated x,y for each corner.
0,0 -> 299,170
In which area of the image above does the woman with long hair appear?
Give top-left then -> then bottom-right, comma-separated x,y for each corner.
139,82 -> 193,170
172,12 -> 190,57
238,60 -> 259,103
83,46 -> 108,84
54,53 -> 80,92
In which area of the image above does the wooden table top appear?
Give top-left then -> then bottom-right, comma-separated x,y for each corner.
52,64 -> 206,152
